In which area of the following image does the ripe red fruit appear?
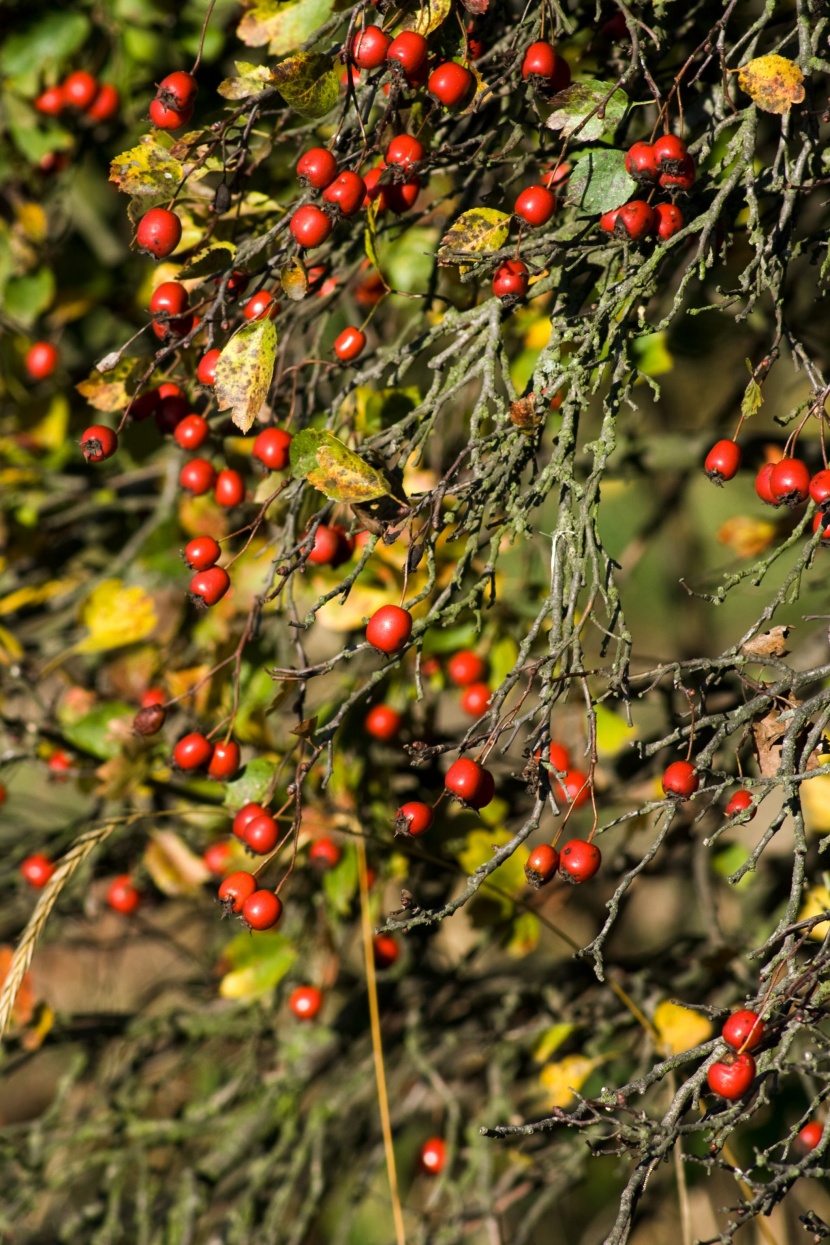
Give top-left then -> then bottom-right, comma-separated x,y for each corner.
387,31 -> 428,75
755,462 -> 778,505
208,740 -> 241,781
244,813 -> 279,854
548,742 -> 571,772
334,326 -> 366,362
80,425 -> 118,463
253,427 -> 292,470
242,889 -> 283,931
814,512 -> 830,541
444,758 -> 494,809
0,783 -> 6,804
179,457 -> 217,495
156,389 -> 190,434
133,703 -> 166,736
625,141 -> 658,182
244,290 -> 278,321
460,682 -> 492,716
149,97 -> 194,129
309,836 -> 341,869
707,1052 -> 756,1099
214,468 -> 246,508
351,25 -> 391,69
769,457 -> 810,506
722,1009 -> 764,1052
659,155 -> 696,191
35,85 -> 65,116
373,934 -> 400,967
385,176 -> 421,215
290,204 -> 333,248
173,732 -> 212,771
141,687 -> 165,708
203,840 -> 233,875
86,83 -> 120,123
232,802 -> 267,840
365,704 -> 402,742
420,1138 -> 446,1175
447,650 -> 486,686
366,604 -> 412,654
521,40 -> 570,90
197,349 -> 221,386
599,208 -> 621,234
218,870 -> 257,913
725,789 -> 755,819
558,840 -> 602,884
190,566 -> 231,608
559,768 -> 590,808
616,200 -> 656,241
48,749 -> 73,777
136,208 -> 182,258
653,203 -> 685,241
653,134 -> 688,171
107,875 -> 142,914
705,439 -> 742,484
395,801 -> 434,837
514,185 -> 557,227
297,147 -> 338,189
290,985 -> 323,1020
21,853 -> 56,888
174,414 -> 210,450
323,171 -> 366,218
157,70 -> 198,112
63,70 -> 98,110
386,135 -> 424,169
809,469 -> 830,508
306,523 -> 353,568
492,259 -> 529,301
150,281 -> 189,318
797,1121 -> 823,1152
428,61 -> 474,109
662,760 -> 699,799
25,341 -> 59,381
525,843 -> 559,888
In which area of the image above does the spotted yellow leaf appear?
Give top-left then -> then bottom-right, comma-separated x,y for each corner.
736,54 -> 805,115
76,580 -> 157,653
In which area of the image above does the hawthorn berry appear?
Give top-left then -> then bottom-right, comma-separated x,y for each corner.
514,185 -> 557,227
149,97 -> 193,130
48,749 -> 73,777
385,176 -> 421,215
25,342 -> 59,381
625,141 -> 658,182
525,843 -> 559,888
0,783 -> 6,805
653,203 -> 685,241
797,1121 -> 823,1152
334,326 -> 366,362
492,259 -> 529,301
309,837 -> 341,869
386,135 -> 424,169
242,889 -> 283,931
387,31 -> 428,76
290,204 -> 333,248
157,70 -> 198,112
87,83 -> 120,123
150,281 -> 189,318
218,870 -> 257,913
707,1052 -> 756,1099
323,171 -> 366,218
428,62 -> 474,109
107,875 -> 142,915
373,933 -> 400,967
599,208 -> 621,234
203,840 -> 233,875
253,427 -> 292,470
616,201 -> 656,241
133,703 -> 166,736
722,1009 -> 764,1052
809,469 -> 830,508
419,1138 -> 446,1175
21,853 -> 56,888
395,801 -> 434,837
63,70 -> 98,110
653,134 -> 688,172
350,25 -> 391,70
174,414 -> 210,450
662,760 -> 699,799
190,566 -> 231,608
366,604 -> 412,655
243,291 -> 278,321
297,147 -> 338,189
447,650 -> 485,686
289,985 -> 323,1020
559,839 -> 601,883
142,687 -> 166,708
35,85 -> 65,116
365,704 -> 402,742
232,803 -> 267,840
725,789 -> 755,819
306,523 -> 354,568
704,439 -> 741,483
754,462 -> 778,505
559,768 -> 590,808
80,425 -> 118,463
769,457 -> 810,506
244,813 -> 279,854
156,388 -> 190,433
521,41 -> 570,91
445,758 -> 494,809
548,742 -> 571,772
197,349 -> 221,386
814,512 -> 830,541
173,732 -> 212,770
136,207 -> 182,259
460,682 -> 491,716
659,156 -> 695,191
179,457 -> 217,495
214,468 -> 246,508
208,740 -> 240,781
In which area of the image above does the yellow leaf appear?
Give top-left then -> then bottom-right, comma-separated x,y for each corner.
438,208 -> 511,271
0,578 -> 77,616
14,202 -> 47,243
507,911 -> 541,957
457,828 -> 530,913
144,830 -> 210,896
406,0 -> 452,36
595,705 -> 637,759
653,999 -> 713,1056
800,773 -> 830,833
215,320 -> 278,434
532,1023 -> 577,1063
0,624 -> 23,663
539,1054 -> 603,1108
76,580 -> 157,653
29,395 -> 70,450
736,55 -> 805,115
799,885 -> 830,941
717,516 -> 776,559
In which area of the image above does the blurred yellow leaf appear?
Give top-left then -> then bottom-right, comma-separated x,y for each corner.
507,911 -> 541,956
29,395 -> 70,450
717,516 -> 776,558
0,624 -> 23,663
14,202 -> 47,243
0,578 -> 77,616
800,774 -> 830,833
653,999 -> 713,1056
737,54 -> 805,114
595,704 -> 637,758
458,828 -> 529,914
219,930 -> 296,1001
144,830 -> 210,896
799,885 -> 830,941
166,664 -> 212,716
539,1054 -> 603,1108
524,316 -> 552,351
76,580 -> 157,653
532,1023 -> 577,1063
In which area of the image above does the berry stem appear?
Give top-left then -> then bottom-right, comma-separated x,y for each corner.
191,0 -> 218,76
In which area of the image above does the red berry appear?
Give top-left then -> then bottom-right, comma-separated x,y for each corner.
86,82 -> 120,123
48,749 -> 73,777
25,342 -> 59,381
156,391 -> 190,434
809,469 -> 830,508
653,202 -> 685,241
420,1137 -> 446,1175
290,204 -> 333,248
35,85 -> 65,116
769,457 -> 810,506
214,468 -> 246,508
80,425 -> 118,463
350,25 -> 392,70
190,566 -> 231,608
722,1009 -> 764,1052
705,439 -> 742,483
365,704 -> 402,742
334,326 -> 366,362
107,875 -> 142,914
218,870 -> 256,913
559,768 -> 590,808
197,349 -> 221,386
707,1052 -> 756,1099
492,259 -> 528,301
157,71 -> 198,112
396,801 -> 434,837
203,840 -> 233,874
242,889 -> 283,931
307,523 -> 353,567
297,147 -> 338,189
386,135 -> 424,169
133,703 -> 166,736
521,41 -> 570,90
725,789 -> 755,819
208,740 -> 240,781
149,97 -> 194,129
179,457 -> 217,495
558,840 -> 602,884
514,185 -> 557,227
366,604 -> 413,655
244,291 -> 278,321
0,783 -> 6,804
525,843 -> 559,888
232,803 -> 267,840
625,141 -> 658,182
150,281 -> 189,318
136,208 -> 182,259
548,742 -> 571,772
797,1121 -> 823,1152
385,176 -> 421,215
428,62 -> 474,109
653,134 -> 688,171
444,758 -> 494,809
289,985 -> 323,1020
662,760 -> 699,799
815,512 -> 830,541
599,208 -> 621,234
323,171 -> 366,218
460,682 -> 491,716
141,687 -> 166,708
21,853 -> 56,888
373,934 -> 400,967
309,837 -> 340,869
448,651 -> 486,686
387,31 -> 428,75
658,155 -> 695,191
173,732 -> 212,770
253,427 -> 292,470
63,71 -> 98,110
174,414 -> 210,450
244,813 -> 279,854
755,462 -> 778,505
616,200 -> 656,241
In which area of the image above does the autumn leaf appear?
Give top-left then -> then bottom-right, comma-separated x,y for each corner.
214,319 -> 278,434
539,1054 -> 604,1108
271,52 -> 339,119
77,579 -> 158,653
736,54 -> 805,115
219,929 -> 296,1000
280,257 -> 308,301
799,884 -> 830,941
438,208 -> 511,269
237,0 -> 334,58
546,80 -> 628,142
405,0 -> 452,35
290,429 -> 392,503
109,134 -> 183,197
741,626 -> 792,659
76,358 -> 144,412
144,830 -> 211,896
653,1000 -> 713,1056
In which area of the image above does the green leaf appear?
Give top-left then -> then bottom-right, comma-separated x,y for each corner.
289,429 -> 392,503
237,0 -> 335,58
632,330 -> 673,378
179,244 -> 237,279
280,257 -> 308,302
567,148 -> 637,216
59,702 -> 134,760
351,386 -> 420,435
223,756 -> 278,810
219,930 -> 297,1001
76,358 -> 144,412
741,360 -> 763,419
4,268 -> 55,327
271,52 -> 339,119
0,12 -> 90,85
3,92 -> 73,166
109,135 -> 184,198
214,319 -> 278,434
438,208 -> 511,270
322,843 -> 358,918
546,79 -> 628,142
489,635 -> 519,686
218,60 -> 275,100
